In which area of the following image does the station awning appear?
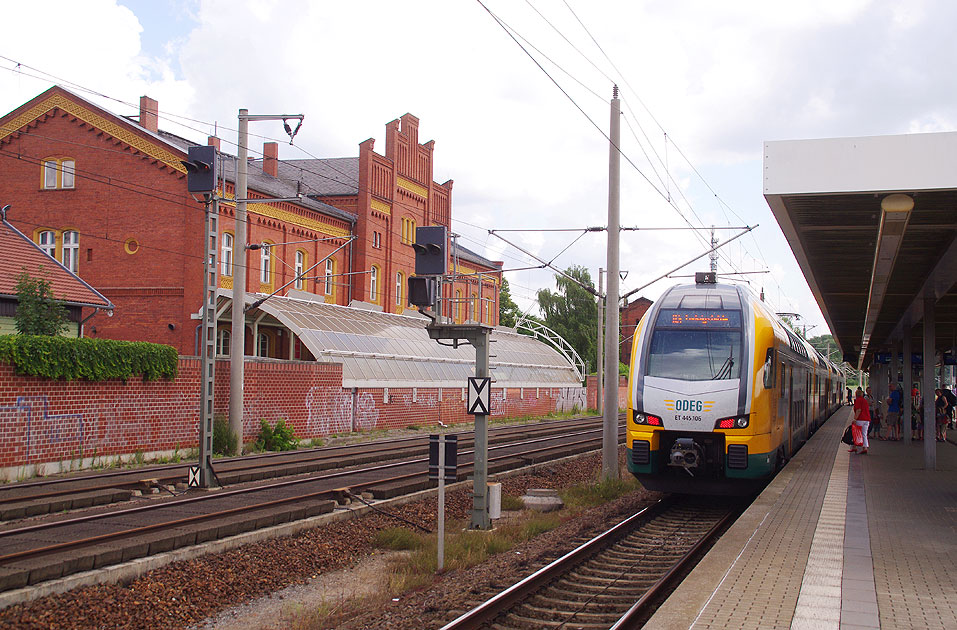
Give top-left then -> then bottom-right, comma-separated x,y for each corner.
243,293 -> 582,389
764,131 -> 957,368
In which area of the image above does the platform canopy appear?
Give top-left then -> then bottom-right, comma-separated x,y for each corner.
244,293 -> 582,389
764,131 -> 957,368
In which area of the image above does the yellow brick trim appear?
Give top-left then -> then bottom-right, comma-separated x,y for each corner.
1,94 -> 187,173
371,198 -> 392,215
454,265 -> 500,284
219,193 -> 350,239
397,176 -> 428,198
220,276 -> 233,290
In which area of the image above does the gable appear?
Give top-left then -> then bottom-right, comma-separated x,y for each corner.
0,90 -> 186,175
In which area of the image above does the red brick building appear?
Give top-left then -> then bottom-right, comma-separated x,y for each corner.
0,87 -> 503,354
620,296 -> 653,363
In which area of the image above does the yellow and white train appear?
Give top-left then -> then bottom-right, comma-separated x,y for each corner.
626,273 -> 844,494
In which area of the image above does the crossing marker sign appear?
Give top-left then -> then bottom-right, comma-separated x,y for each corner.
188,465 -> 201,488
467,377 -> 491,415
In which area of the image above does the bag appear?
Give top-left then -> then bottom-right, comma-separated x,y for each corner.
841,425 -> 854,445
852,423 -> 864,446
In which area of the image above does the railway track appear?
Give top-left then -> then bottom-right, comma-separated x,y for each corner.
442,497 -> 738,630
0,418 -> 624,594
0,415 -> 618,521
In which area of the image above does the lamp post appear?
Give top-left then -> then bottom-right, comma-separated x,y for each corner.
229,110 -> 303,451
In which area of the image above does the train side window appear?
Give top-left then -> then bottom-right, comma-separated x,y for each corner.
780,362 -> 787,397
763,348 -> 776,389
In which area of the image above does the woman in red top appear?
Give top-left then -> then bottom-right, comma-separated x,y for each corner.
851,387 -> 871,454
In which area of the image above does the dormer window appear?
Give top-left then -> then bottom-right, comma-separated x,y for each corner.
42,158 -> 75,190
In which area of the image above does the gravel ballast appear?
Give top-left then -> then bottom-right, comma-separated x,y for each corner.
0,451 -> 658,630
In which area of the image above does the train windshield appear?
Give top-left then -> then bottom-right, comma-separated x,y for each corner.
647,309 -> 742,381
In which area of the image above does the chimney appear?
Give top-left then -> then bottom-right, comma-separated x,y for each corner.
207,136 -> 221,150
139,96 -> 158,133
263,142 -> 279,177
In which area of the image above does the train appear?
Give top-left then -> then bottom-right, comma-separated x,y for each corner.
626,273 -> 845,494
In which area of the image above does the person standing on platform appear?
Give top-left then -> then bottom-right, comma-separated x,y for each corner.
885,381 -> 902,441
934,388 -> 948,442
866,386 -> 881,439
943,384 -> 957,430
850,387 -> 871,454
847,387 -> 853,406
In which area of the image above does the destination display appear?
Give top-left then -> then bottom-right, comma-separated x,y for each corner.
656,309 -> 741,329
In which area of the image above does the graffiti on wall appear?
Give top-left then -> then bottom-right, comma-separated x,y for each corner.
0,396 -> 84,463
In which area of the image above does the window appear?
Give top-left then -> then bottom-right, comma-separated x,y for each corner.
217,329 -> 230,356
400,218 -> 417,244
373,231 -> 381,249
324,258 -> 334,295
257,332 -> 269,357
395,272 -> 403,307
471,292 -> 478,321
370,266 -> 379,303
221,233 -> 233,276
647,329 -> 742,381
260,244 -> 271,283
62,231 -> 79,273
456,289 -> 462,323
42,158 -> 75,190
38,231 -> 56,259
295,251 -> 305,290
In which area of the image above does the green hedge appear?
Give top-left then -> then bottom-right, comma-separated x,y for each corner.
0,335 -> 178,381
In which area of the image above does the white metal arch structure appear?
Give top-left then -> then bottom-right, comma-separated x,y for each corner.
515,316 -> 586,383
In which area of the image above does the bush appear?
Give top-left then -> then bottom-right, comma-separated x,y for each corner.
0,335 -> 178,381
254,418 -> 299,452
213,417 -> 237,456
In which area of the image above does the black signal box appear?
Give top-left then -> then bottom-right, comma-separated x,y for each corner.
411,226 -> 447,276
182,145 -> 218,193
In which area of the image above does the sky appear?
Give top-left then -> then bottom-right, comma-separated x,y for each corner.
2,0 -> 956,340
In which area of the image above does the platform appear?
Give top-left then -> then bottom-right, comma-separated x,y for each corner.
647,406 -> 957,630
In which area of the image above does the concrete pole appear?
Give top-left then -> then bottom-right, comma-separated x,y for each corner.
602,87 -> 621,480
922,297 -> 936,470
471,329 -> 491,529
902,335 -> 911,445
596,268 -> 604,414
229,110 -> 248,453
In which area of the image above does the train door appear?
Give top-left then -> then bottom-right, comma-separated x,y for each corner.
778,361 -> 792,457
785,363 -> 793,455
791,367 -> 806,448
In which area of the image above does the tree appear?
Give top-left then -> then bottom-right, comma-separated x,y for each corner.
498,277 -> 522,328
14,269 -> 68,336
537,265 -> 598,372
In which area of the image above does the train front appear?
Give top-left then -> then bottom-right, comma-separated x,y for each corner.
627,281 -> 766,494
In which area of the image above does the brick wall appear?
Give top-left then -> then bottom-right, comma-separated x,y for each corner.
0,358 -> 585,478
585,375 -> 629,410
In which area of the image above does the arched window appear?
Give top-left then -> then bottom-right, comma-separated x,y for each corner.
370,266 -> 379,303
42,158 -> 75,190
217,329 -> 231,356
38,231 -> 56,259
257,332 -> 269,357
221,233 -> 233,277
260,244 -> 272,283
395,272 -> 403,307
471,292 -> 478,322
62,231 -> 79,273
324,258 -> 334,295
295,251 -> 305,290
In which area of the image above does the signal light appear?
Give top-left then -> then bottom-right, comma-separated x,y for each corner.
634,412 -> 662,426
181,145 -> 218,193
715,415 -> 749,429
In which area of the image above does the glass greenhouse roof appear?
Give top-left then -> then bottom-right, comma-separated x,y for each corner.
249,294 -> 582,388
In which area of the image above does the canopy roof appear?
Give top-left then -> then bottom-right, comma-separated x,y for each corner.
764,131 -> 957,368
244,293 -> 581,388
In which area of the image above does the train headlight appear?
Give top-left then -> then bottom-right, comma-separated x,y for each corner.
715,415 -> 750,429
634,412 -> 663,426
